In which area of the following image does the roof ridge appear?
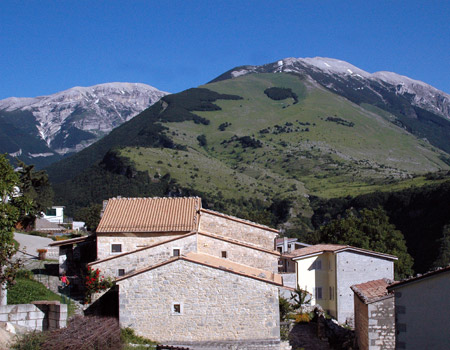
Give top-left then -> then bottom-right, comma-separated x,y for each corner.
109,196 -> 202,200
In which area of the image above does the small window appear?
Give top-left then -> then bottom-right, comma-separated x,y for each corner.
221,251 -> 227,258
173,249 -> 180,257
171,302 -> 182,315
118,269 -> 125,277
329,286 -> 334,300
111,244 -> 122,253
316,287 -> 323,300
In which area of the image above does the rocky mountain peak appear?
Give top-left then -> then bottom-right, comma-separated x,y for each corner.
0,82 -> 169,158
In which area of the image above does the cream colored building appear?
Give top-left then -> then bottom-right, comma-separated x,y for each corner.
91,196 -> 285,349
288,244 -> 397,325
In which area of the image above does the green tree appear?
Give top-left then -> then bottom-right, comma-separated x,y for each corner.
433,224 -> 450,268
318,207 -> 414,279
0,155 -> 32,290
75,204 -> 102,232
15,161 -> 53,229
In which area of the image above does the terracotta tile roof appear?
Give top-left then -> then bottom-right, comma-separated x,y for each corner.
387,265 -> 450,290
116,252 -> 283,286
351,278 -> 394,304
287,244 -> 347,258
200,208 -> 279,233
35,217 -> 63,231
287,244 -> 397,260
96,197 -> 201,233
48,235 -> 93,247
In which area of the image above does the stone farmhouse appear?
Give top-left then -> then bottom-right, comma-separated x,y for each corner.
351,278 -> 395,350
286,244 -> 397,325
89,196 -> 285,349
386,266 -> 450,350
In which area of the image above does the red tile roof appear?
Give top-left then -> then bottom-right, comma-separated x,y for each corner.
387,265 -> 450,290
287,244 -> 397,260
351,278 -> 394,304
287,244 -> 347,258
96,197 -> 201,233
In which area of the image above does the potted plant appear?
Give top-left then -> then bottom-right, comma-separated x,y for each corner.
37,248 -> 47,260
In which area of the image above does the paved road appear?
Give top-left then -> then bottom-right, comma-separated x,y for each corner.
14,232 -> 53,260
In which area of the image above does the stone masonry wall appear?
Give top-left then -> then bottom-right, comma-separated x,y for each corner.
336,251 -> 394,325
367,296 -> 395,350
353,295 -> 369,350
197,234 -> 278,273
97,232 -> 185,260
0,302 -> 67,331
199,212 -> 277,251
92,234 -> 197,278
118,259 -> 280,343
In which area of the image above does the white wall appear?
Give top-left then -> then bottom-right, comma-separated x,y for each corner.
336,251 -> 394,324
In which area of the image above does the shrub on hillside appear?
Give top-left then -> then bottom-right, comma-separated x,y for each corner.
264,87 -> 299,104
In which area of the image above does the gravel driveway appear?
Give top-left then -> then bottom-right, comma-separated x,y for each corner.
14,232 -> 54,260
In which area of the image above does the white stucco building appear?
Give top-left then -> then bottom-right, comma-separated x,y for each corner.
288,244 -> 397,325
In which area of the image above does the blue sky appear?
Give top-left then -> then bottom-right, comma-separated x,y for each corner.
1,1 -> 449,99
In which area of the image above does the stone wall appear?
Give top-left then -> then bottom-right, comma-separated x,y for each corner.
0,301 -> 67,331
92,234 -> 197,278
199,211 -> 277,251
354,295 -> 369,350
118,259 -> 280,343
197,234 -> 278,273
367,296 -> 395,350
336,251 -> 394,325
96,232 -> 186,260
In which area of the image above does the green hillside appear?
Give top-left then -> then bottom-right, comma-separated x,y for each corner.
123,73 -> 447,200
48,72 -> 450,274
51,73 -> 449,224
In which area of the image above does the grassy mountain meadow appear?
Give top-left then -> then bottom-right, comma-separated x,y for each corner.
48,72 -> 450,273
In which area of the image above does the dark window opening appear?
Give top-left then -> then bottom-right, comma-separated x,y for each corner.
45,208 -> 57,216
221,251 -> 227,258
118,269 -> 125,276
173,249 -> 180,257
111,244 -> 122,253
173,304 -> 181,314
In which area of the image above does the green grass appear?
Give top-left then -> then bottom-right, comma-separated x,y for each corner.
118,73 -> 450,226
121,328 -> 158,349
8,275 -> 76,316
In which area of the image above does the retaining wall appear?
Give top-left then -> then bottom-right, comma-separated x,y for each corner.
0,301 -> 67,331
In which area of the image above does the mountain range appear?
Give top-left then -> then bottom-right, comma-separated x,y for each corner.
45,57 -> 450,212
0,82 -> 168,168
3,56 -> 450,273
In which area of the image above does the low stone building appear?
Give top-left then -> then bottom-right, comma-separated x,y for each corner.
287,244 -> 397,325
90,196 -> 285,349
387,266 -> 450,350
117,252 -> 282,346
351,278 -> 395,350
